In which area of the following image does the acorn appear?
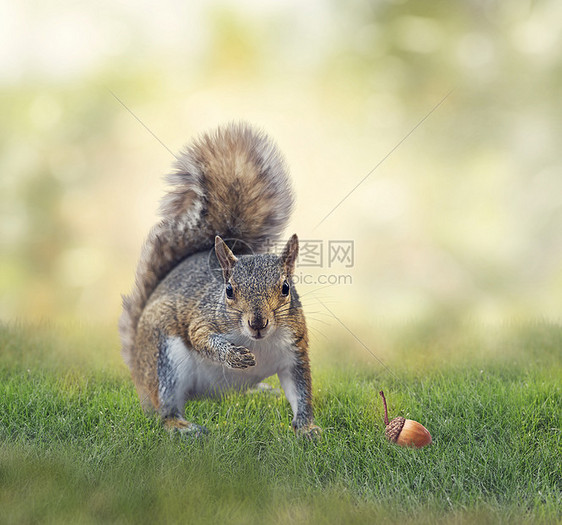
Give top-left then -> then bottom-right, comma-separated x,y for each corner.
379,390 -> 432,448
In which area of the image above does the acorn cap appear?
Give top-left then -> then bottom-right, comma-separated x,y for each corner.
384,416 -> 405,443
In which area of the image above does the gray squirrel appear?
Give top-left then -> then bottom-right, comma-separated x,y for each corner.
119,123 -> 320,438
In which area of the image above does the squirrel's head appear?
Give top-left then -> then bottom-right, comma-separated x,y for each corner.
215,235 -> 299,341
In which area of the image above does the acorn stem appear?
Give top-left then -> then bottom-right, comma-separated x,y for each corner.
379,390 -> 389,426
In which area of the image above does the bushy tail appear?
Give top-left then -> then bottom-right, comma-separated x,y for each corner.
119,122 -> 294,366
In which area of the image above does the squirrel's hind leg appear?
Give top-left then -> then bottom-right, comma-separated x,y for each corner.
163,417 -> 209,438
157,335 -> 209,438
246,382 -> 282,396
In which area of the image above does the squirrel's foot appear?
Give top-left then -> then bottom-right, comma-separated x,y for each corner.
164,417 -> 209,439
293,422 -> 322,441
247,382 -> 282,396
225,345 -> 256,369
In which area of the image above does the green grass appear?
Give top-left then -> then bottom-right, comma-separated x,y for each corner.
0,321 -> 561,524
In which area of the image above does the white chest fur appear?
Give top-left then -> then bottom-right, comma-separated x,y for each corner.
164,328 -> 296,402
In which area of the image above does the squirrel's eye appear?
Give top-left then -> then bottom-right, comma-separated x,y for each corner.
225,282 -> 234,299
281,280 -> 290,297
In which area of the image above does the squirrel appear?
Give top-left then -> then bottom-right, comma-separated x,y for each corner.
119,122 -> 320,438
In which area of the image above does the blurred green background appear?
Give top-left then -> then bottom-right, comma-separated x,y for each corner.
1,0 -> 561,334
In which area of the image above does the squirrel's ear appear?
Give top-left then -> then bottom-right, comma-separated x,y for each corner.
280,234 -> 299,276
215,236 -> 238,281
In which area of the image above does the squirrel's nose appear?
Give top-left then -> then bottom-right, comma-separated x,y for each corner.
248,318 -> 269,331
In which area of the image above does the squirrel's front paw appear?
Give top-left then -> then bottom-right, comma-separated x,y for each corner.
225,345 -> 256,369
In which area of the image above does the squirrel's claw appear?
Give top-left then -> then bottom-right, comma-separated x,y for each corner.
225,346 -> 256,369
